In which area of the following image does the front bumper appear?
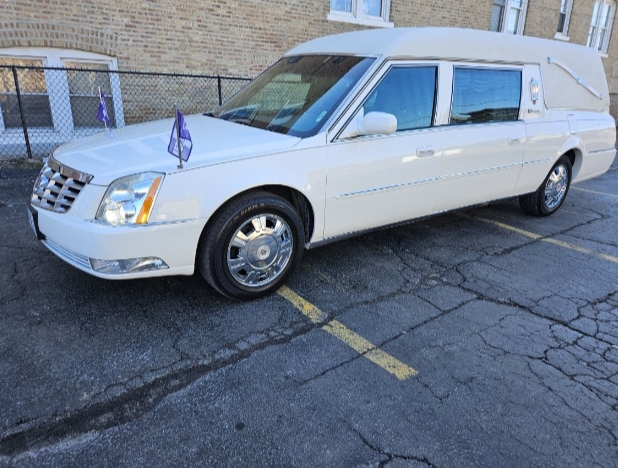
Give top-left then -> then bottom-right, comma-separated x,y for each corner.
30,201 -> 202,280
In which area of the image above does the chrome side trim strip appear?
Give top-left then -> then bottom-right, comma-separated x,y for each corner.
135,218 -> 198,227
439,162 -> 521,180
87,218 -> 198,227
587,148 -> 616,155
335,162 -> 522,199
522,157 -> 552,166
42,238 -> 91,271
334,177 -> 439,199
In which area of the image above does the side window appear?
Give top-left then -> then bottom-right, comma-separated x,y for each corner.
0,58 -> 53,128
363,66 -> 437,132
450,68 -> 521,125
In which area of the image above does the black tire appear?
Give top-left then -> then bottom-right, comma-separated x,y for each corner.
519,155 -> 572,216
198,191 -> 305,299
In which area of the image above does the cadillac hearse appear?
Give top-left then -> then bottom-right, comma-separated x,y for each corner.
28,28 -> 617,299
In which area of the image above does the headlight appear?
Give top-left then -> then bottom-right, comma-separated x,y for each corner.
96,172 -> 164,226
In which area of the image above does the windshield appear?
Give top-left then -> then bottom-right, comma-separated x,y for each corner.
212,55 -> 375,138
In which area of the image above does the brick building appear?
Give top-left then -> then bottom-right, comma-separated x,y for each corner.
1,0 -> 618,151
3,1 -> 617,76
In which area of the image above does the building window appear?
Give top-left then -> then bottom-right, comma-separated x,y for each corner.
556,0 -> 573,38
587,0 -> 616,54
328,0 -> 393,28
489,0 -> 528,35
0,48 -> 124,137
490,0 -> 506,32
0,58 -> 53,129
65,62 -> 116,128
450,68 -> 522,125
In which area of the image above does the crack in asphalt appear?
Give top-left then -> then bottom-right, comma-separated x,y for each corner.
0,316 -> 316,457
0,239 -> 472,457
353,214 -> 618,441
454,267 -> 618,402
351,427 -> 441,468
1,169 -> 617,462
460,208 -> 610,260
295,294 -> 478,386
0,254 -> 52,306
524,358 -> 618,446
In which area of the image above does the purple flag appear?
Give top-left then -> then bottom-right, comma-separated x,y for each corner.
168,109 -> 193,162
97,91 -> 110,127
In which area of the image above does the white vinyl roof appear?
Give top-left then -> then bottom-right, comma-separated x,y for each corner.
286,28 -> 609,113
287,27 -> 590,64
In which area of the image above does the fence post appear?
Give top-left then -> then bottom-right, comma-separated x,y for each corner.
217,75 -> 222,106
12,66 -> 33,159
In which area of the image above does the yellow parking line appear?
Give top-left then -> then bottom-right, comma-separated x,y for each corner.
476,217 -> 542,240
542,237 -> 618,264
277,284 -> 327,324
571,187 -> 618,199
277,286 -> 418,380
473,216 -> 618,264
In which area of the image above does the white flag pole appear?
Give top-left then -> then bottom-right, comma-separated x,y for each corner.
174,104 -> 183,169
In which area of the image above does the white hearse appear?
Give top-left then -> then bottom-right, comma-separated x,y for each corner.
28,28 -> 616,299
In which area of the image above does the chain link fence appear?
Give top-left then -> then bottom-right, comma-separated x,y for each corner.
0,65 -> 251,161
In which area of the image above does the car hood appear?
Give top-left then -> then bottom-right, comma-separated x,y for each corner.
52,115 -> 302,185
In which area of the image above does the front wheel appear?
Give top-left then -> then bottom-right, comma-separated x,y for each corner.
519,155 -> 572,216
198,191 -> 305,299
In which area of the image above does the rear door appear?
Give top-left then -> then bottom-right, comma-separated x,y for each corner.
433,64 -> 527,213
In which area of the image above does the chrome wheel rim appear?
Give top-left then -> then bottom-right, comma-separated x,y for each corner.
544,164 -> 569,210
226,213 -> 293,288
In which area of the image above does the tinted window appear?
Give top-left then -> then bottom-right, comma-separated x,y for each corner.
363,66 -> 437,131
450,68 -> 521,125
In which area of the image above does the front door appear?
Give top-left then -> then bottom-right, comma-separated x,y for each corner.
323,64 -> 443,239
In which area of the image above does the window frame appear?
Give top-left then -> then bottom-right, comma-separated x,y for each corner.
489,0 -> 529,35
359,64 -> 439,133
0,47 -> 124,136
0,57 -> 52,131
63,60 -> 120,129
587,0 -> 616,55
555,0 -> 574,40
448,64 -> 524,127
332,60 -> 442,142
328,0 -> 394,28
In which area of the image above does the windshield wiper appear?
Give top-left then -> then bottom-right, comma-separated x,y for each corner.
229,119 -> 254,128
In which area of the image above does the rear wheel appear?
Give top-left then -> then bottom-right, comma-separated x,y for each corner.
519,155 -> 572,216
198,191 -> 305,299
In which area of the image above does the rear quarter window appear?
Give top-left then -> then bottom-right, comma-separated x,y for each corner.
450,68 -> 522,125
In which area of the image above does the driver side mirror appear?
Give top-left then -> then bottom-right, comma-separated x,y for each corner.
339,110 -> 397,139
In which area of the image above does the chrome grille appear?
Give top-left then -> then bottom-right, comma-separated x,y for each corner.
31,156 -> 93,213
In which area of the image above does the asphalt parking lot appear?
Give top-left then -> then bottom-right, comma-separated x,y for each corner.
0,159 -> 617,468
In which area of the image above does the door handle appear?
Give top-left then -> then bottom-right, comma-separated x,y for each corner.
508,137 -> 523,145
416,146 -> 435,157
